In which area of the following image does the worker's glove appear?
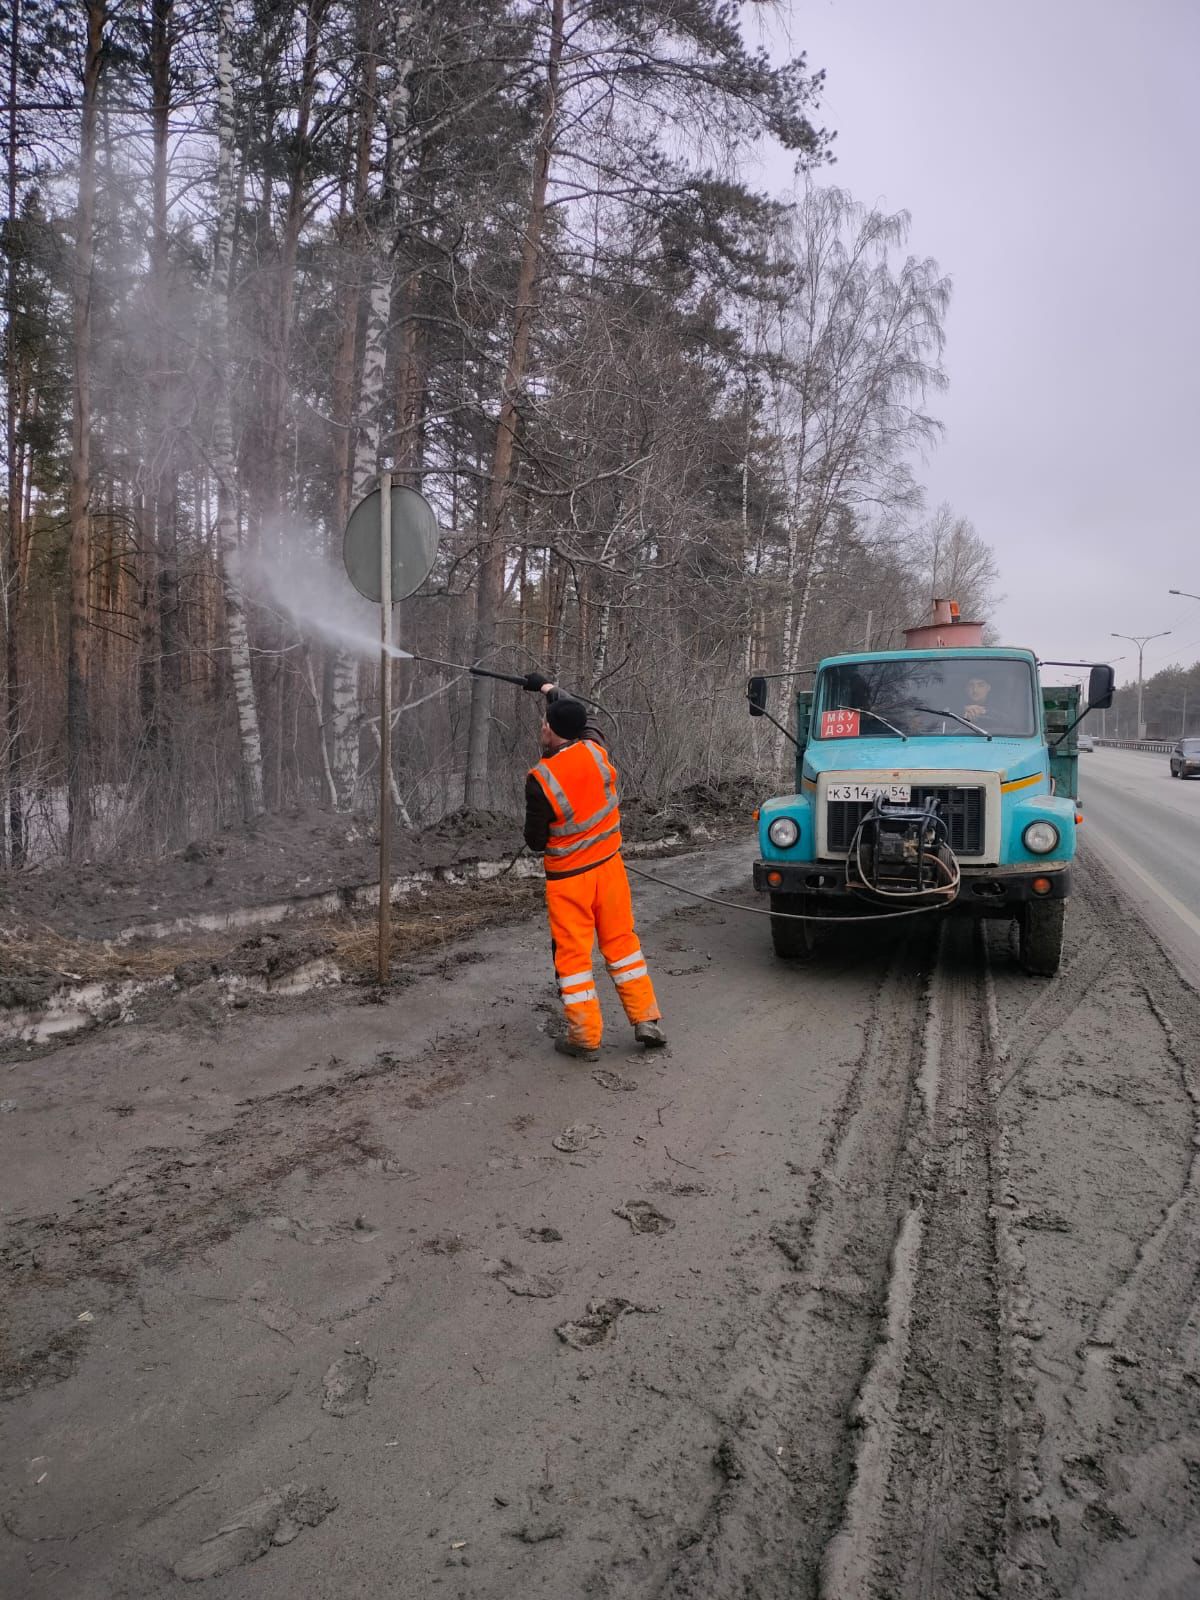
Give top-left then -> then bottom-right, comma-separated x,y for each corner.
521,671 -> 550,692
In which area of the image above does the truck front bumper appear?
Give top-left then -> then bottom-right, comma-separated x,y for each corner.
753,859 -> 1071,910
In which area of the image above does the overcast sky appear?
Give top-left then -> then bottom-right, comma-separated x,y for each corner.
748,0 -> 1198,686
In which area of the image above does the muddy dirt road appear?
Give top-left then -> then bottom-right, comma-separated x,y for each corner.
3,840 -> 1200,1598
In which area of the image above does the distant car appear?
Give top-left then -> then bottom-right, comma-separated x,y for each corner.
1077,733 -> 1095,752
1170,737 -> 1200,778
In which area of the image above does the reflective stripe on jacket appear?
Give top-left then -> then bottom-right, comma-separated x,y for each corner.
528,739 -> 623,878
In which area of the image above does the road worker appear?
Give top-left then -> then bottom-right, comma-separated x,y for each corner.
521,680 -> 666,1062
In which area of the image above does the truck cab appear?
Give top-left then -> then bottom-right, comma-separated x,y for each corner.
748,603 -> 1114,975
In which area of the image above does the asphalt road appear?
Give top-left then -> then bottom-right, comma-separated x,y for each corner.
6,840 -> 1200,1598
1079,744 -> 1200,986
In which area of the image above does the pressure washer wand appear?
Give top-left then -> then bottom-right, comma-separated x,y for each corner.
400,650 -> 528,687
400,651 -> 611,717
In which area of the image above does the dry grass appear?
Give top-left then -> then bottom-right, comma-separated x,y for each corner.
1,926 -> 198,984
1,876 -> 543,991
329,877 -> 542,978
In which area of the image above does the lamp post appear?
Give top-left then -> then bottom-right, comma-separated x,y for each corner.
1111,630 -> 1171,740
1097,654 -> 1125,740
1169,595 -> 1200,738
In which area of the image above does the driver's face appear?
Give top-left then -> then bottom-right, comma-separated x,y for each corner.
967,678 -> 990,702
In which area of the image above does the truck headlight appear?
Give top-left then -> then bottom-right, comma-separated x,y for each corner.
767,816 -> 800,849
1023,821 -> 1059,855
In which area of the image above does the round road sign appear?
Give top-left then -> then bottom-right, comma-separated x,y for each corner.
343,483 -> 439,602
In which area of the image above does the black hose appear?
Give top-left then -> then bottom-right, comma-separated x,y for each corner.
625,862 -> 952,923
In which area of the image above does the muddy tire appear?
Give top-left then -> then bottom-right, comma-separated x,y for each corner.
770,892 -> 819,960
1019,899 -> 1066,976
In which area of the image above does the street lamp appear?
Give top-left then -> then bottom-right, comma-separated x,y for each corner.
1168,596 -> 1200,736
1111,630 -> 1171,740
1098,654 -> 1125,739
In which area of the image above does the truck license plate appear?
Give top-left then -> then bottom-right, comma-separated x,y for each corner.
827,783 -> 912,803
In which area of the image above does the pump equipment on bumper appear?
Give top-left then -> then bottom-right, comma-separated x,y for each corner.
521,677 -> 667,1062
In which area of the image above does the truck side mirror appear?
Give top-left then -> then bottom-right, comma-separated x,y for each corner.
747,675 -> 768,717
1088,664 -> 1115,710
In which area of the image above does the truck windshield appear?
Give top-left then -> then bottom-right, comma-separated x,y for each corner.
816,658 -> 1037,739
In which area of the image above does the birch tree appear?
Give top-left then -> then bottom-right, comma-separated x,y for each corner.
759,186 -> 949,761
327,3 -> 417,810
212,0 -> 264,819
914,503 -> 1001,623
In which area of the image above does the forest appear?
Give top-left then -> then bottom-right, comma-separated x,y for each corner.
1105,660 -> 1200,743
1,0 -> 1002,867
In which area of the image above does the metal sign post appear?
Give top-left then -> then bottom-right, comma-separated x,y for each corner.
377,472 -> 393,984
342,475 -> 439,988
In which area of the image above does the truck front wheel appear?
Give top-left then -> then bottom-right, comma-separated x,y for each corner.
1019,899 -> 1065,976
770,892 -> 820,960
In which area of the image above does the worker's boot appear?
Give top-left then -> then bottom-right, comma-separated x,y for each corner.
554,1036 -> 600,1063
634,1020 -> 667,1048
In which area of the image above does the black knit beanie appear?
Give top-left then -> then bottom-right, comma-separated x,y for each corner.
546,697 -> 588,740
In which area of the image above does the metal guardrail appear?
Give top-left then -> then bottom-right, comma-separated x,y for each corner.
1094,738 -> 1175,753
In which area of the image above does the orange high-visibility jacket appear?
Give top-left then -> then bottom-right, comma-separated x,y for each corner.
528,739 -> 623,879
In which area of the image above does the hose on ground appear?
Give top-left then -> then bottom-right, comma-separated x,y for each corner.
624,861 -> 953,924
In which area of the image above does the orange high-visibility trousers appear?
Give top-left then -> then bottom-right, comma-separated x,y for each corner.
546,853 -> 660,1050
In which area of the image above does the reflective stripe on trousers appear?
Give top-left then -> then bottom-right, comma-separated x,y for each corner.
545,853 -> 660,1049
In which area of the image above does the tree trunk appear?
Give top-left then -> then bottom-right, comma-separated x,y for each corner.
266,0 -> 328,811
212,0 -> 264,820
137,0 -> 169,782
149,0 -> 182,766
3,0 -> 24,863
263,0 -> 328,520
463,0 -> 565,809
66,0 -> 107,860
325,0 -> 376,808
329,8 -> 414,810
393,267 -> 424,483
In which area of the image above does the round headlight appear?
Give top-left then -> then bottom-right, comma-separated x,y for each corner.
767,816 -> 800,849
1023,820 -> 1060,855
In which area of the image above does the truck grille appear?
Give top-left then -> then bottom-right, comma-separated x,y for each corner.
826,787 -> 986,855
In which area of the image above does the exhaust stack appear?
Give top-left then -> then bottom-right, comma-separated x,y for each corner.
903,597 -> 984,650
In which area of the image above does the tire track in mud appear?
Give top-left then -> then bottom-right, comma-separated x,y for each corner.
1071,862 -> 1200,1392
823,920 -> 1005,1600
998,854 -> 1200,1595
654,930 -> 938,1600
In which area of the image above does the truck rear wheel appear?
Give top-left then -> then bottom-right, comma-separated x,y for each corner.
1019,899 -> 1065,976
770,892 -> 819,960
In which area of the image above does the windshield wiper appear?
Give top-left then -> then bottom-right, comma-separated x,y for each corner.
833,704 -> 908,741
906,705 -> 992,740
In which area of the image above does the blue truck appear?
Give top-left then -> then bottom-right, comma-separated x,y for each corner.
747,601 -> 1115,975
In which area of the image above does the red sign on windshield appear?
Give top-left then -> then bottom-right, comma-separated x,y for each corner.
821,709 -> 860,738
